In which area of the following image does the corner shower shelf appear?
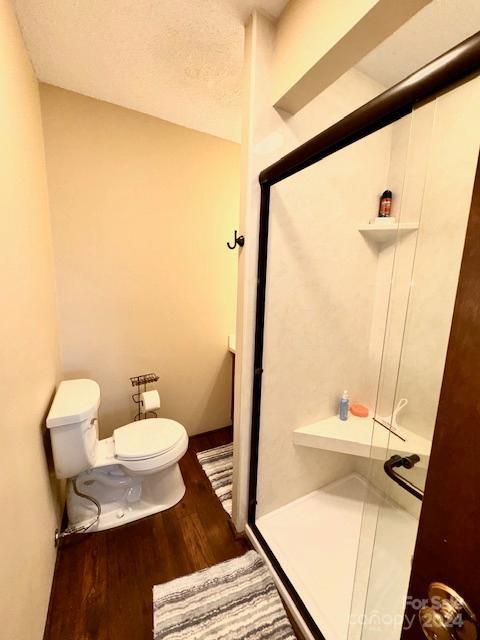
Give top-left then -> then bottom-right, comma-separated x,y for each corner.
358,221 -> 419,244
293,415 -> 431,466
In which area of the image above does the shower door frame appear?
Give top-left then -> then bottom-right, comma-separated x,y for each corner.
247,32 -> 480,640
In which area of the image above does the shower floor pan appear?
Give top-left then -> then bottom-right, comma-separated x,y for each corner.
256,473 -> 417,640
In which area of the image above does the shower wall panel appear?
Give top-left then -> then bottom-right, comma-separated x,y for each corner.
256,124 -> 392,517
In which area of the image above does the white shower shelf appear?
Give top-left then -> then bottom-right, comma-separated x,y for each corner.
293,415 -> 431,466
358,221 -> 419,244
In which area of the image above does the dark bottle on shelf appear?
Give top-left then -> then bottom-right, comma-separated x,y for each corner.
378,190 -> 392,217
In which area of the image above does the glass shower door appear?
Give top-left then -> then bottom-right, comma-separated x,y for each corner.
349,74 -> 480,640
253,109 -> 417,640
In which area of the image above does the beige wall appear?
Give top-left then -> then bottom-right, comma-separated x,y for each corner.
272,0 -> 429,111
274,0 -> 377,102
40,85 -> 240,437
0,2 -> 61,639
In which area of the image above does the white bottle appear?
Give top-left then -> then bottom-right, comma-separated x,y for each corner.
339,390 -> 349,421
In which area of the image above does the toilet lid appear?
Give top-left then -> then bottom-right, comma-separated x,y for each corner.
114,418 -> 185,460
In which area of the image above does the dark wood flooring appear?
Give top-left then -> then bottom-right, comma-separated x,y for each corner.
44,427 -> 249,639
43,427 -> 302,640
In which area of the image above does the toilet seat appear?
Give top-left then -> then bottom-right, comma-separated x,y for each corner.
113,418 -> 188,474
114,418 -> 185,460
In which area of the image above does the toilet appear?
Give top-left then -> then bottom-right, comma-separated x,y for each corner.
46,378 -> 188,532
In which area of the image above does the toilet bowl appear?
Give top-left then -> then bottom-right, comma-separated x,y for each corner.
47,379 -> 189,532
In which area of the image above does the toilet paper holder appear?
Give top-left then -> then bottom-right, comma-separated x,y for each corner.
130,373 -> 159,421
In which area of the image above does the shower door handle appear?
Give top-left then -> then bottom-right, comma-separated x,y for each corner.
383,454 -> 423,500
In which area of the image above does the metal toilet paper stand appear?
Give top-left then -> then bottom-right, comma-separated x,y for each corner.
130,372 -> 159,420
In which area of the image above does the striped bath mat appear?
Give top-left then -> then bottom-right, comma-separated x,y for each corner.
197,443 -> 233,517
153,551 -> 296,639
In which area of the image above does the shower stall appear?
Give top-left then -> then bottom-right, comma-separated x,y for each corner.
246,36 -> 480,640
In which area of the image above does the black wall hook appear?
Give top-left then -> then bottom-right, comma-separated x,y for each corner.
227,230 -> 245,250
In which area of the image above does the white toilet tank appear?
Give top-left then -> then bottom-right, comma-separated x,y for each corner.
46,379 -> 101,479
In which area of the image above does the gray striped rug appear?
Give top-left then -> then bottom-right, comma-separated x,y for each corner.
197,443 -> 233,517
153,551 -> 296,640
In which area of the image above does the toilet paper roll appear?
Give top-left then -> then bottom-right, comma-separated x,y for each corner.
140,390 -> 160,413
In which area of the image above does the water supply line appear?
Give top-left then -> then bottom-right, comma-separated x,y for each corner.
55,478 -> 101,545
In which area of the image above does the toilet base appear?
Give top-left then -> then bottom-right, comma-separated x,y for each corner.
67,463 -> 186,532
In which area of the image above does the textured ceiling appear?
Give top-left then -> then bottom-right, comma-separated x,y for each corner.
358,0 -> 480,88
13,0 -> 288,142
